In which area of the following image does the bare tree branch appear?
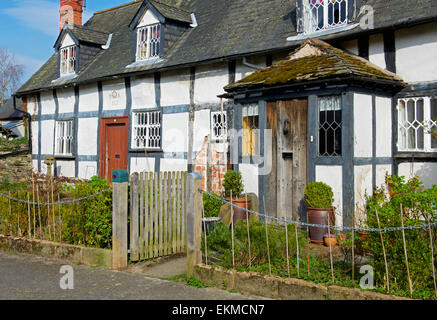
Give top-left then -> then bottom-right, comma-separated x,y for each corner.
0,47 -> 24,107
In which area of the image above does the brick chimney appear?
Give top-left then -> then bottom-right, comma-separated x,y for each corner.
60,0 -> 84,31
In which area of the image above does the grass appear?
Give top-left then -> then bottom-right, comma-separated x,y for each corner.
166,274 -> 210,288
0,138 -> 28,152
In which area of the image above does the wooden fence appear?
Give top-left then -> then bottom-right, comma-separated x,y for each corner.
129,171 -> 187,262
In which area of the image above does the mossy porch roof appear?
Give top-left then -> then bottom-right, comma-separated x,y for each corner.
225,38 -> 405,91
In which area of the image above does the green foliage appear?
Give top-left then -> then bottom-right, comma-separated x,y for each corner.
223,170 -> 244,198
61,176 -> 112,249
365,174 -> 437,295
167,274 -> 210,288
0,137 -> 28,152
304,182 -> 334,209
203,193 -> 222,218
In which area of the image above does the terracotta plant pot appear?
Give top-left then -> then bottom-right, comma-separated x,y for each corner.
324,234 -> 338,247
227,197 -> 251,224
307,208 -> 330,244
337,234 -> 347,245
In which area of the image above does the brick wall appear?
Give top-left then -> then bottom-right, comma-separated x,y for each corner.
194,136 -> 229,195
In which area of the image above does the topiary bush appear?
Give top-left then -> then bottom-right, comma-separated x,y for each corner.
223,170 -> 244,199
304,182 -> 334,209
365,174 -> 437,297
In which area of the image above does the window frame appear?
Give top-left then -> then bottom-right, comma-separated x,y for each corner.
242,104 -> 260,157
397,96 -> 437,153
55,119 -> 74,156
60,45 -> 77,76
131,110 -> 162,151
318,95 -> 342,157
306,0 -> 349,34
136,23 -> 162,62
211,111 -> 228,141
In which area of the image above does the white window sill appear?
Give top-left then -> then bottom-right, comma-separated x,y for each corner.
287,23 -> 359,42
51,74 -> 78,83
126,58 -> 164,69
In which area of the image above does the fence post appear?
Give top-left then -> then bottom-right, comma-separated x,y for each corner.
186,172 -> 202,277
112,170 -> 129,270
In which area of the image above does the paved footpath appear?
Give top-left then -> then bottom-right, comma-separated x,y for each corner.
0,252 -> 265,300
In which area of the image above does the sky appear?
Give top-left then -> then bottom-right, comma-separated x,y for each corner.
0,0 -> 129,85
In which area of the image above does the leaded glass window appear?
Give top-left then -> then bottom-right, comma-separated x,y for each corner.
211,111 -> 227,140
56,120 -> 74,155
308,0 -> 348,33
60,46 -> 76,76
319,95 -> 342,156
136,24 -> 161,61
398,97 -> 437,152
132,111 -> 162,150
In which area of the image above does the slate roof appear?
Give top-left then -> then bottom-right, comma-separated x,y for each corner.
0,98 -> 24,121
69,26 -> 110,45
16,0 -> 437,96
148,0 -> 192,23
225,38 -> 405,91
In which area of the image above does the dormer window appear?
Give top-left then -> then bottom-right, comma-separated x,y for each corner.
60,45 -> 77,76
307,0 -> 348,33
136,24 -> 161,61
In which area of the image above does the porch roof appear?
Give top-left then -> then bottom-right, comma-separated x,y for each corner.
225,38 -> 405,92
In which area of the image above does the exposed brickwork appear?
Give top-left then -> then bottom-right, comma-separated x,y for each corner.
60,0 -> 84,31
194,136 -> 228,195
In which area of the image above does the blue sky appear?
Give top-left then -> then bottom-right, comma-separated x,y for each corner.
0,0 -> 129,83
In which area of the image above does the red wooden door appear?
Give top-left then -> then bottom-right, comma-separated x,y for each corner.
99,117 -> 129,181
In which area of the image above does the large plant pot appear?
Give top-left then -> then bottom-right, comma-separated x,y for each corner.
227,197 -> 251,224
202,217 -> 222,235
307,208 -> 330,244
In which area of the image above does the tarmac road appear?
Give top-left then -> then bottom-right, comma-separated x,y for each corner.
0,252 -> 264,300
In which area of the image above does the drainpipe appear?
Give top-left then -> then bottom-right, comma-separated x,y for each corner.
242,57 -> 262,70
13,94 -> 32,154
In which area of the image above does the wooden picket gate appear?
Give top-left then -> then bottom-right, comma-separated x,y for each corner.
129,171 -> 187,262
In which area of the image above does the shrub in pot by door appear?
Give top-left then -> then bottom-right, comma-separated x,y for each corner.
223,170 -> 251,224
304,182 -> 335,244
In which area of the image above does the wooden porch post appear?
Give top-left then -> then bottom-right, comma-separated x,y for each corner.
112,169 -> 129,270
186,172 -> 202,276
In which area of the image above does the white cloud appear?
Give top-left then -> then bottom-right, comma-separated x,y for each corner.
3,0 -> 59,37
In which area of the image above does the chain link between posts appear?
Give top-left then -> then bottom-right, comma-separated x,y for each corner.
202,190 -> 437,233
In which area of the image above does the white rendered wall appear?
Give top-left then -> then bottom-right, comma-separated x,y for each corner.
194,62 -> 228,105
78,161 -> 97,180
162,113 -> 189,153
239,163 -> 259,196
131,74 -> 155,109
193,109 -> 211,153
41,162 -> 54,176
130,157 -> 155,173
396,22 -> 437,83
369,34 -> 386,70
102,79 -> 126,111
398,162 -> 437,189
375,96 -> 392,157
138,9 -> 159,27
79,84 -> 99,112
61,33 -> 75,48
32,160 -> 38,173
56,160 -> 75,178
160,159 -> 188,172
161,70 -> 190,107
40,92 -> 56,115
31,121 -> 39,155
354,94 -> 373,158
77,118 -> 98,156
28,96 -> 38,116
40,120 -> 54,155
315,165 -> 343,227
57,87 -> 75,114
354,165 -> 373,226
376,165 -> 392,190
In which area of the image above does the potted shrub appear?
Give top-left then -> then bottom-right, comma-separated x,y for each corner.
202,192 -> 223,235
223,170 -> 251,224
304,182 -> 335,244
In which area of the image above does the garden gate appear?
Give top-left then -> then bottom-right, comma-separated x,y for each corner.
128,171 -> 187,262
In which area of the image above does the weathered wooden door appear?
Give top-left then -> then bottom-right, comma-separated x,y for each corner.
266,99 -> 308,221
99,117 -> 129,181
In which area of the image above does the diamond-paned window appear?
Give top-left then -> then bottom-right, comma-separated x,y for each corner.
398,97 -> 437,152
211,111 -> 227,140
56,120 -> 74,156
132,111 -> 162,150
60,46 -> 76,76
308,0 -> 348,33
319,95 -> 342,156
136,24 -> 161,61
